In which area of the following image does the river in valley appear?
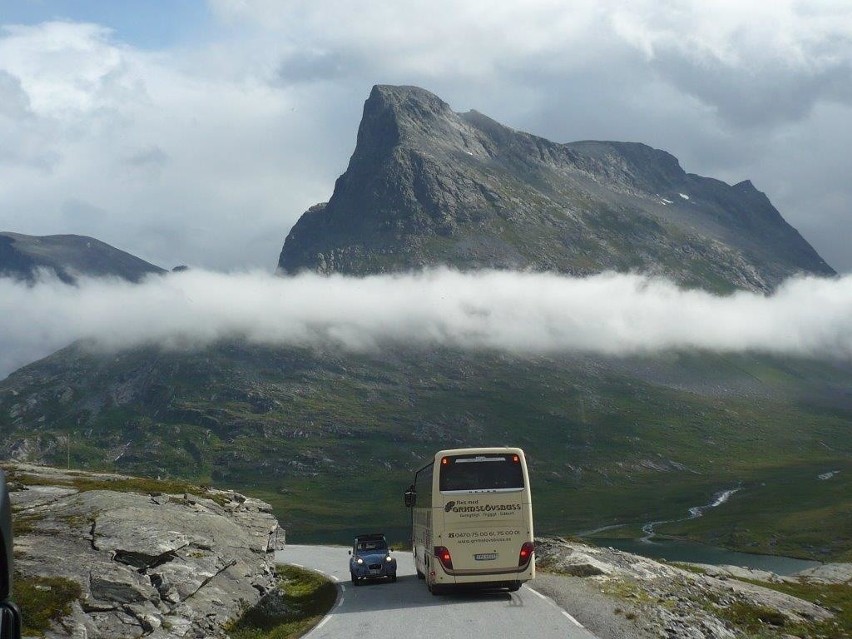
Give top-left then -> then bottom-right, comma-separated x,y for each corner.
583,487 -> 821,575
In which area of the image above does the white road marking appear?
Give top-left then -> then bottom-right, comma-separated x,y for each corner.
331,575 -> 340,582
528,587 -> 548,601
562,610 -> 584,628
527,587 -> 587,630
291,563 -> 304,567
315,616 -> 331,631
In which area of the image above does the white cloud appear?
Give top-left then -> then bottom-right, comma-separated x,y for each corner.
0,21 -> 336,270
1,269 -> 850,379
1,3 -> 851,277
210,0 -> 852,117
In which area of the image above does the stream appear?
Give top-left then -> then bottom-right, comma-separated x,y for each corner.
584,487 -> 821,575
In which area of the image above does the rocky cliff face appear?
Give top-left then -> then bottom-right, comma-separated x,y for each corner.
534,537 -> 849,639
0,232 -> 166,284
5,463 -> 281,638
278,85 -> 834,292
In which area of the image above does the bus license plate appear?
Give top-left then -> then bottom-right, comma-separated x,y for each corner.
474,553 -> 497,561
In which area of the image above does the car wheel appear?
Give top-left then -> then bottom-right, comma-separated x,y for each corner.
391,574 -> 397,583
416,568 -> 425,580
351,573 -> 359,586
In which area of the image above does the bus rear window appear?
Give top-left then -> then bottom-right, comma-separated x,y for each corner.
439,454 -> 524,492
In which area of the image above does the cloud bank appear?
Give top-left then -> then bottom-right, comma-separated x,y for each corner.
2,269 -> 850,379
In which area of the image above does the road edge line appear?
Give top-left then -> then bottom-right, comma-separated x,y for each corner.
526,586 -> 588,630
279,563 -> 343,639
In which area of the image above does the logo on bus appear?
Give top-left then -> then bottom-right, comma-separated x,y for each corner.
445,503 -> 522,514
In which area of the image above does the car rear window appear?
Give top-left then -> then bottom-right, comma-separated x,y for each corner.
439,454 -> 524,492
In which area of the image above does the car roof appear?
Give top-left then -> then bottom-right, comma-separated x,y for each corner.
354,533 -> 386,542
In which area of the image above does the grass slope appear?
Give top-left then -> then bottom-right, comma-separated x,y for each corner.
1,343 -> 850,559
227,565 -> 337,639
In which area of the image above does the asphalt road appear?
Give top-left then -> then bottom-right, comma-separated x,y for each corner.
276,544 -> 599,639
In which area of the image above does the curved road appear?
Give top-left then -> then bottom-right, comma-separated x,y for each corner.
276,545 -> 599,639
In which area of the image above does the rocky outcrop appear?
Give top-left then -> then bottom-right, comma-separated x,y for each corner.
277,85 -> 834,293
535,537 -> 846,639
6,463 -> 282,638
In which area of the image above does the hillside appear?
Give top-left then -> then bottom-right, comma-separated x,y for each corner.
278,85 -> 834,293
0,232 -> 166,283
0,86 -> 849,562
2,341 -> 850,560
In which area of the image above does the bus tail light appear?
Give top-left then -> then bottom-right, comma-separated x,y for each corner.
518,542 -> 534,567
434,546 -> 454,570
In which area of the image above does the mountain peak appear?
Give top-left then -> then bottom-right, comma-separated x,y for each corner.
278,85 -> 834,291
368,84 -> 451,111
353,85 -> 459,157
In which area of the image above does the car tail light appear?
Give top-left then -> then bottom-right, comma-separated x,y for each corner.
434,546 -> 453,570
518,542 -> 534,567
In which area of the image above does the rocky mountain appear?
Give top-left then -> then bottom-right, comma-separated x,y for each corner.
278,85 -> 834,293
0,86 -> 849,565
0,232 -> 166,283
5,463 -> 281,639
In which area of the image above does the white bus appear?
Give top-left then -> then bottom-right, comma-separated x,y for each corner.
404,447 -> 535,594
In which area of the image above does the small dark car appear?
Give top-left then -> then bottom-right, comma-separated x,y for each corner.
349,533 -> 397,585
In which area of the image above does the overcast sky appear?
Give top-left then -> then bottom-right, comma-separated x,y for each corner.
1,0 -> 851,274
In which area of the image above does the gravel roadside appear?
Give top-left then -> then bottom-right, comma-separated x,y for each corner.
531,572 -> 657,639
531,538 -> 848,639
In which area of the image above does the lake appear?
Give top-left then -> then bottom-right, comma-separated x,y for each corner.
592,537 -> 820,575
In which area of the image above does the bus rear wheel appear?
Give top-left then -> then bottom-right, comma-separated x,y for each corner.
507,581 -> 521,592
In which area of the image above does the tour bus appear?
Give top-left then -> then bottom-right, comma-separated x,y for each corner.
403,447 -> 534,594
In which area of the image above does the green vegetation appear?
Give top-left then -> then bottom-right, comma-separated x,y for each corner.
227,565 -> 337,639
713,600 -> 789,636
13,573 -> 82,637
704,589 -> 850,639
598,577 -> 656,606
2,344 -> 851,560
731,578 -> 852,638
655,462 -> 852,561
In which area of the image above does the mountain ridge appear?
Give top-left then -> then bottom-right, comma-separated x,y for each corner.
0,232 -> 166,284
278,84 -> 833,292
